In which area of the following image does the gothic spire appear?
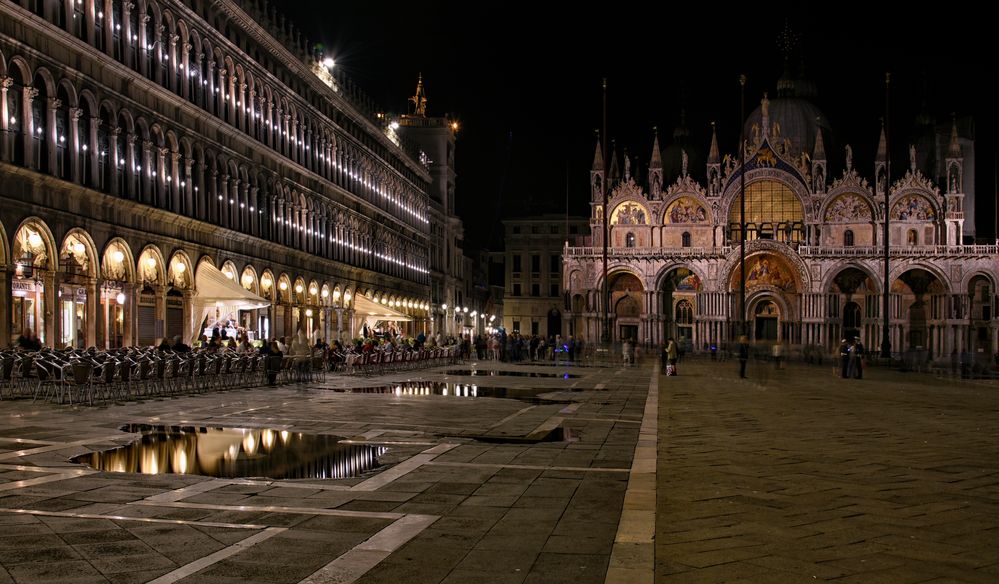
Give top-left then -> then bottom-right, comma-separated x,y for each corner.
948,116 -> 962,158
812,124 -> 826,160
649,128 -> 662,169
708,122 -> 720,164
592,136 -> 604,171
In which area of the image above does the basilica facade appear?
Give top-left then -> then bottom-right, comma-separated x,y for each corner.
564,95 -> 998,359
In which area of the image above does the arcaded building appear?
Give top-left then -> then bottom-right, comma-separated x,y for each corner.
0,0 -> 453,347
565,91 -> 997,358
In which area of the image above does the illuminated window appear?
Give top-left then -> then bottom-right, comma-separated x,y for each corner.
728,180 -> 804,243
626,232 -> 636,248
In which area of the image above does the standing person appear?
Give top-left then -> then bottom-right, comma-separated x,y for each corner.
16,328 -> 42,351
772,342 -> 784,370
666,337 -> 678,376
852,337 -> 864,379
622,338 -> 633,366
738,335 -> 749,378
839,339 -> 850,378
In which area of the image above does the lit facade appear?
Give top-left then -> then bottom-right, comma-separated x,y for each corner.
565,94 -> 998,359
504,216 -> 589,338
0,0 -> 436,347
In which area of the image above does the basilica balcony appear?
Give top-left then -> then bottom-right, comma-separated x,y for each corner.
797,245 -> 999,258
564,244 -> 999,262
564,247 -> 731,260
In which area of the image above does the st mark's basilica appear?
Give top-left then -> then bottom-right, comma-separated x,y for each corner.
564,86 -> 998,360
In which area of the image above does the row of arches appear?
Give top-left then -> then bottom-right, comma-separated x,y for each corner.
0,53 -> 429,283
566,253 -> 998,358
10,0 -> 430,230
1,217 -> 431,348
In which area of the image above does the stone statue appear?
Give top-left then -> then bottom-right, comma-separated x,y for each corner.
909,144 -> 917,171
681,149 -> 688,177
845,144 -> 853,171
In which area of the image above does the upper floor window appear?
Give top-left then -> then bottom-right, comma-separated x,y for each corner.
844,229 -> 854,247
626,232 -> 636,248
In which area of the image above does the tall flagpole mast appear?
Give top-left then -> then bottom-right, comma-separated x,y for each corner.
601,78 -> 610,344
881,72 -> 892,359
739,75 -> 747,340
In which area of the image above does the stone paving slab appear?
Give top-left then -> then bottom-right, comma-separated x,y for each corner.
655,358 -> 999,582
0,361 -> 652,583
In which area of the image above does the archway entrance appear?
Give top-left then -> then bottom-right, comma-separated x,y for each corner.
609,272 -> 644,343
893,268 -> 946,356
754,300 -> 779,341
659,267 -> 700,349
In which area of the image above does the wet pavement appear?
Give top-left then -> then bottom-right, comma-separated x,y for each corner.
6,355 -> 994,583
0,359 -> 651,584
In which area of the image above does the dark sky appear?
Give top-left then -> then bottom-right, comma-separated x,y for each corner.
285,3 -> 996,249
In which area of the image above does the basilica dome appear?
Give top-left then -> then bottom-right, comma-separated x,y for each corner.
744,97 -> 832,159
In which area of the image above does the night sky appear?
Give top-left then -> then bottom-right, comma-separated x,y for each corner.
285,3 -> 996,249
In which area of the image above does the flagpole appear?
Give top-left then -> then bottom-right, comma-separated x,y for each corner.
880,72 -> 892,359
739,75 -> 747,340
601,78 -> 610,344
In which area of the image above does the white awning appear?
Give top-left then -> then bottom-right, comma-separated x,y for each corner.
353,294 -> 413,323
186,263 -> 270,343
194,263 -> 270,309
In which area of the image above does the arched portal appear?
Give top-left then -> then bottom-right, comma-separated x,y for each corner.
659,267 -> 701,350
608,272 -> 644,342
753,299 -> 780,341
892,268 -> 947,355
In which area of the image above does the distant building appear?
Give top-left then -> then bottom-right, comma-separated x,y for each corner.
503,215 -> 590,338
565,87 -> 996,358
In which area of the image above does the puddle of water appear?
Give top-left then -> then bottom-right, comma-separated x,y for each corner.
445,369 -> 580,379
332,381 -> 574,404
72,425 -> 386,480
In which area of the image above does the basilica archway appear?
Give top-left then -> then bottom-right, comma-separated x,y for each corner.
658,266 -> 701,349
608,271 -> 644,343
828,266 -> 879,347
729,251 -> 802,344
892,268 -> 947,356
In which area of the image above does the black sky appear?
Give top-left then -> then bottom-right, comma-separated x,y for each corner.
285,2 -> 997,249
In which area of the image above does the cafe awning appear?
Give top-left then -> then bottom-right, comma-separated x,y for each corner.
187,263 -> 270,342
353,294 -> 413,323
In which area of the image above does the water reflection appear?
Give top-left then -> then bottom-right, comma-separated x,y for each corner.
336,382 -> 574,404
445,369 -> 580,378
73,425 -> 386,480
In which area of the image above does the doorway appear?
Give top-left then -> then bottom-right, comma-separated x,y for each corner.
754,300 -> 779,341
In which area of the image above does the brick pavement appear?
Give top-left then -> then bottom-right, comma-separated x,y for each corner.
655,358 -> 999,583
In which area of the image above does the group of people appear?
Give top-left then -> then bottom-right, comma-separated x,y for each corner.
838,337 -> 865,379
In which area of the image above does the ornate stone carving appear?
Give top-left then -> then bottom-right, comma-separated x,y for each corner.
664,197 -> 708,224
824,193 -> 873,222
891,193 -> 936,221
